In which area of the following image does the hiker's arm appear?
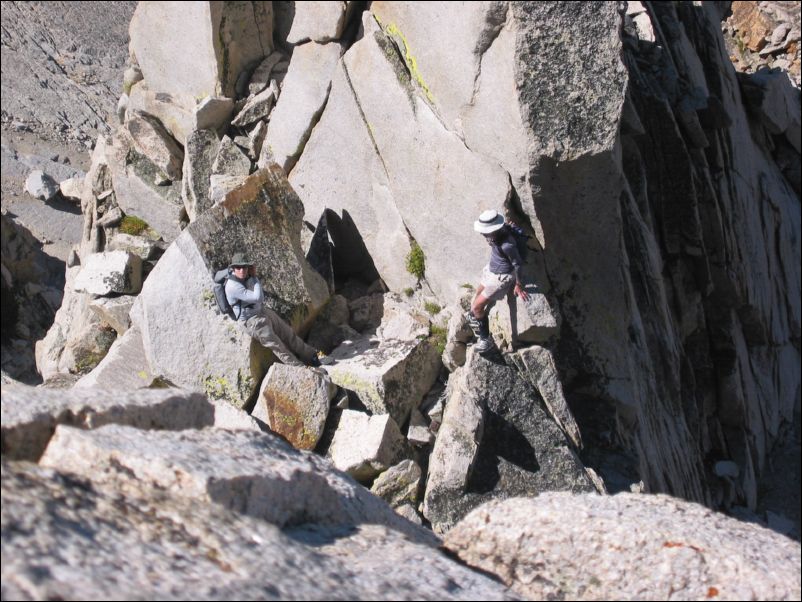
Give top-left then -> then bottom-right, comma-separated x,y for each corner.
503,241 -> 529,301
227,278 -> 263,304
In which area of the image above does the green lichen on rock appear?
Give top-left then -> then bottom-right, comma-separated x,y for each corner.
384,23 -> 435,104
202,371 -> 251,407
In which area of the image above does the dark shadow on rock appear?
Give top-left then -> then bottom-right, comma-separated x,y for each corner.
467,408 -> 540,495
45,194 -> 82,216
325,209 -> 380,288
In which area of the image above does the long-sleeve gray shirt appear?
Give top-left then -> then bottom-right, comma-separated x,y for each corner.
488,232 -> 523,281
225,276 -> 264,321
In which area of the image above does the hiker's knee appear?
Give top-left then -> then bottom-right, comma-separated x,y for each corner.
472,295 -> 490,318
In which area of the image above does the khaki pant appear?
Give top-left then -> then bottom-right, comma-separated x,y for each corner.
243,307 -> 316,367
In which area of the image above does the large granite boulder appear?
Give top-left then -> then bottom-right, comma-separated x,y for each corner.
0,384 -> 213,462
328,410 -> 407,482
131,166 -> 329,408
255,363 -> 336,450
105,129 -> 186,243
445,493 -> 802,601
260,40 -> 343,172
1,461 -> 515,600
129,1 -> 273,100
38,424 -> 425,542
423,348 -> 595,533
73,250 -> 142,296
73,326 -> 155,391
326,335 -> 441,426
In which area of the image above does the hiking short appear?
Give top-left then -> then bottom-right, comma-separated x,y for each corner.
480,265 -> 515,301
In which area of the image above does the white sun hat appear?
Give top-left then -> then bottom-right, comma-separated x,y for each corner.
473,209 -> 505,234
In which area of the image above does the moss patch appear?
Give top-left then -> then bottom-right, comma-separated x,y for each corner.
119,215 -> 149,236
405,241 -> 425,280
424,301 -> 441,315
428,324 -> 447,356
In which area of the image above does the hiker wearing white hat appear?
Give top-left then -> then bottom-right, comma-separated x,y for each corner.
467,210 -> 530,354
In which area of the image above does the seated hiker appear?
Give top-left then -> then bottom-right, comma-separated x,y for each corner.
225,252 -> 328,368
467,209 -> 530,354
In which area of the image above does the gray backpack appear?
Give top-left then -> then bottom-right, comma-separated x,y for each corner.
213,268 -> 236,320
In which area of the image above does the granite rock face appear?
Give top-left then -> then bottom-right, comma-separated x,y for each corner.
0,384 -> 214,461
445,493 -> 802,601
2,462 -> 516,601
423,349 -> 595,533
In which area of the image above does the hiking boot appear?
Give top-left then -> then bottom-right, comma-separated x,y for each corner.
465,311 -> 481,335
474,336 -> 497,354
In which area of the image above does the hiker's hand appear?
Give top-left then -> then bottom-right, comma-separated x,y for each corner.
514,282 -> 529,302
248,265 -> 256,277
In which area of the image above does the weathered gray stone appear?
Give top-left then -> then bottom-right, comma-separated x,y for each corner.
739,69 -> 801,153
424,348 -> 594,533
24,169 -> 59,200
326,335 -> 441,426
182,129 -> 220,221
256,363 -> 336,450
127,82 -> 232,145
87,295 -> 136,335
125,111 -> 184,181
106,232 -> 160,261
376,293 -> 431,342
248,51 -> 285,96
1,462 -> 514,600
209,398 -> 262,432
329,410 -> 406,482
490,287 -> 561,346
247,120 -> 268,160
209,173 -> 249,205
370,459 -> 422,508
349,294 -> 385,332
407,407 -> 434,446
443,340 -> 467,372
260,41 -> 343,172
231,86 -> 276,127
510,345 -> 583,449
35,266 -> 105,380
129,1 -> 273,100
445,493 -> 802,601
194,96 -> 235,133
131,166 -> 329,408
394,503 -> 424,526
287,1 -> 347,43
105,130 -> 186,242
59,175 -> 84,201
96,206 -> 124,228
0,384 -> 213,461
127,81 -> 195,144
212,135 -> 251,176
40,424 -> 425,541
73,251 -> 142,296
295,14 -> 511,301
72,326 -> 155,391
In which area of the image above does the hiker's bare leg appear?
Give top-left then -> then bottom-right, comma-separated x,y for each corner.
471,286 -> 492,319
